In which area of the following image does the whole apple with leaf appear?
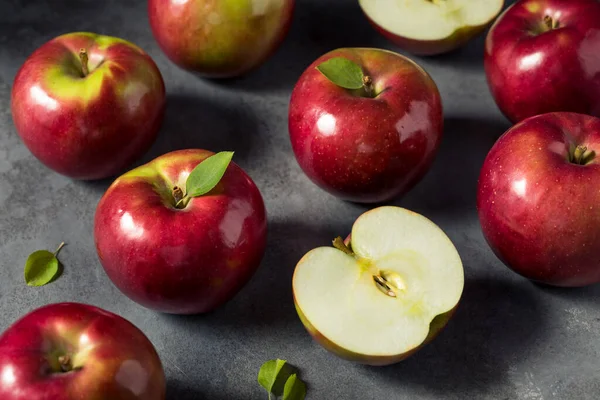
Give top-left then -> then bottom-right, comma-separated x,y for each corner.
289,48 -> 443,203
94,150 -> 268,314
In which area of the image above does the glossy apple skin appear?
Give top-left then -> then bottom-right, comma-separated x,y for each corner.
11,32 -> 165,180
0,303 -> 165,400
477,112 -> 600,287
485,0 -> 600,123
94,149 -> 267,314
289,48 -> 443,203
148,0 -> 294,78
363,14 -> 498,56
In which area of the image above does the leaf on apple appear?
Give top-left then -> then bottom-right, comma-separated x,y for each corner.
258,359 -> 306,400
316,57 -> 365,90
24,242 -> 65,286
185,151 -> 234,199
283,374 -> 306,400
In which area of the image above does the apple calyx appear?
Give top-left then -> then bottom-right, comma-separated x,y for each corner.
331,236 -> 405,298
543,15 -> 559,31
79,48 -> 89,77
58,354 -> 73,373
569,144 -> 596,165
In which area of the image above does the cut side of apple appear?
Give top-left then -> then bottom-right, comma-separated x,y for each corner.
293,206 -> 464,365
359,0 -> 504,55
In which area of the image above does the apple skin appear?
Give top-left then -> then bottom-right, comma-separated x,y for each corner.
294,299 -> 456,366
148,0 -> 294,78
477,112 -> 600,287
484,0 -> 600,123
0,303 -> 165,400
94,149 -> 267,314
288,48 -> 443,203
11,32 -> 166,180
363,13 -> 497,56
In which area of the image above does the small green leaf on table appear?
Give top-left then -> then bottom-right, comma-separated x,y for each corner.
24,242 -> 65,286
283,374 -> 306,400
258,359 -> 307,399
316,57 -> 365,89
258,359 -> 287,399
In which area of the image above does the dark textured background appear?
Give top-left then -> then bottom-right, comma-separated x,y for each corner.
1,0 -> 599,399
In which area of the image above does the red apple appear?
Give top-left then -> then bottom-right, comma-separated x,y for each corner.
288,48 -> 443,203
477,112 -> 600,287
360,0 -> 504,56
0,303 -> 165,399
94,149 -> 267,314
11,32 -> 166,180
485,0 -> 600,123
148,0 -> 294,78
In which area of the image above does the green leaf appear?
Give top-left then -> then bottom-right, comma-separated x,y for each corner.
283,374 -> 306,400
258,359 -> 287,396
24,242 -> 65,286
316,57 -> 365,90
185,151 -> 234,199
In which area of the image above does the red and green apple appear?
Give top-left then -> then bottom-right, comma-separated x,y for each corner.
485,0 -> 600,123
360,0 -> 504,56
293,206 -> 464,365
94,149 -> 267,314
11,32 -> 166,180
288,48 -> 443,203
478,112 -> 600,287
148,0 -> 295,78
0,303 -> 165,400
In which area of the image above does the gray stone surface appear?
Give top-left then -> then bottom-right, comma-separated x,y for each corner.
1,0 -> 599,399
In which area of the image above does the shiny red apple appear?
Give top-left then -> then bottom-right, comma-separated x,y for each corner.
148,0 -> 294,78
477,112 -> 600,287
11,32 -> 166,180
94,149 -> 267,314
0,303 -> 165,400
485,0 -> 600,123
288,48 -> 443,203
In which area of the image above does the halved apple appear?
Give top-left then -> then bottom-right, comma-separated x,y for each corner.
293,206 -> 464,366
359,0 -> 505,56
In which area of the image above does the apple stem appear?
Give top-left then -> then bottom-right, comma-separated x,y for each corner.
172,186 -> 184,203
53,242 -> 66,257
332,236 -> 354,256
58,355 -> 72,373
362,75 -> 374,98
543,15 -> 559,30
570,145 -> 596,165
79,48 -> 89,77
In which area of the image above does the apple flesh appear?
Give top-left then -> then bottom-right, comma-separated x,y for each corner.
148,0 -> 295,78
0,303 -> 165,400
360,0 -> 504,56
11,32 -> 165,180
485,0 -> 600,123
288,48 -> 443,203
293,206 -> 464,365
478,112 -> 600,287
94,149 -> 267,314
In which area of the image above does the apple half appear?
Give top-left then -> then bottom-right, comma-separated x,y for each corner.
293,206 -> 464,366
359,0 -> 504,55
